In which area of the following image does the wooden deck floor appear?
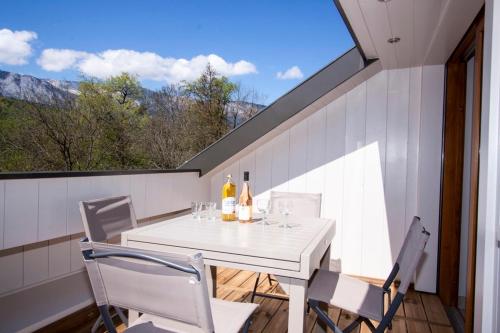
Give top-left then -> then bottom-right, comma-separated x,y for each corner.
213,268 -> 454,333
38,268 -> 454,333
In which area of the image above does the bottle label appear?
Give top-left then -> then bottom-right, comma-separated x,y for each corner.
222,197 -> 236,214
238,205 -> 252,221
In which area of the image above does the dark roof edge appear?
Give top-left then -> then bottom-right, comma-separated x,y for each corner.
0,168 -> 201,180
180,47 -> 373,175
332,0 -> 368,62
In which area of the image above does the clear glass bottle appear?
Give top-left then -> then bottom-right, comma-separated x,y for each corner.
238,171 -> 253,223
221,174 -> 236,221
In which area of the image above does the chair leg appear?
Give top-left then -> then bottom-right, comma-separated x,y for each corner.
267,273 -> 273,286
362,317 -> 376,332
91,314 -> 102,333
343,316 -> 363,333
242,318 -> 252,333
250,273 -> 261,303
114,306 -> 128,326
309,300 -> 343,333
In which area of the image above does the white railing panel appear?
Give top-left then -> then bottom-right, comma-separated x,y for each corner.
39,178 -> 68,241
4,180 -> 38,248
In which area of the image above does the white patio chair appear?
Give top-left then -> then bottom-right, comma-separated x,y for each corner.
79,239 -> 259,333
79,195 -> 137,331
250,191 -> 322,302
308,216 -> 430,333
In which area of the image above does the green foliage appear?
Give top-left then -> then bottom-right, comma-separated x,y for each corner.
0,66 -> 258,172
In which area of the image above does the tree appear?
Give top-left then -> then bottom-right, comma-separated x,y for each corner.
183,64 -> 237,151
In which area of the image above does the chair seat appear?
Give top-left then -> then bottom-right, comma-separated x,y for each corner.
308,269 -> 384,321
126,298 -> 259,333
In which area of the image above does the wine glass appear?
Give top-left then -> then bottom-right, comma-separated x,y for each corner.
256,199 -> 271,225
278,200 -> 293,228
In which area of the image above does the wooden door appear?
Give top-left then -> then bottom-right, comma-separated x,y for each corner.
439,7 -> 484,333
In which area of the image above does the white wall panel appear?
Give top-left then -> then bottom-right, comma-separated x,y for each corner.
405,67 -> 423,232
23,242 -> 49,286
0,247 -> 23,294
210,171 -> 223,207
362,71 -> 390,279
130,174 -> 147,219
0,181 -> 4,250
342,83 -> 367,276
145,174 -> 172,217
48,236 -> 71,278
254,142 -> 273,198
385,68 -> 410,262
205,65 -> 442,292
306,108 -> 327,195
288,121 -> 308,193
416,65 -> 444,292
67,177 -> 96,234
323,96 -> 347,270
4,180 -> 38,248
70,234 -> 84,272
271,131 -> 290,192
239,151 -> 256,196
38,178 -> 67,241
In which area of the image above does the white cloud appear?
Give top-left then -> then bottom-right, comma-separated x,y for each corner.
37,48 -> 257,83
276,65 -> 303,80
0,28 -> 37,65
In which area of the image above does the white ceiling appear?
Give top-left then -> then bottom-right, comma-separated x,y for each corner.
338,0 -> 484,68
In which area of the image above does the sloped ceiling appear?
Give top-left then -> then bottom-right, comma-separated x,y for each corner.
337,0 -> 484,68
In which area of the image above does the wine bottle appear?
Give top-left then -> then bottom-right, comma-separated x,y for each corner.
221,174 -> 236,221
238,171 -> 253,223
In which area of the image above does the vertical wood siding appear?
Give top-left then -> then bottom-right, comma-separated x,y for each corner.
209,66 -> 444,292
0,172 -> 208,296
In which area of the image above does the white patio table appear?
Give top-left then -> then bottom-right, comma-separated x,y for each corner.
121,213 -> 335,333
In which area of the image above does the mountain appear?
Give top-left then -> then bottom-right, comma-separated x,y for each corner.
0,70 -> 78,103
0,70 -> 266,124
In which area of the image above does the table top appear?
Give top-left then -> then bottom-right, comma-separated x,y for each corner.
123,213 -> 334,263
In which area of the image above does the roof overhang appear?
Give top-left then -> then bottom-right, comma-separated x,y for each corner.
335,0 -> 484,68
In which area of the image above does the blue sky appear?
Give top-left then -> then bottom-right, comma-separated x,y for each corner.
0,0 -> 353,103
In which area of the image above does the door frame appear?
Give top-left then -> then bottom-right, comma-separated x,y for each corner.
438,7 -> 484,333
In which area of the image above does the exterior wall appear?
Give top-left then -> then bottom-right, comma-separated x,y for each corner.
0,172 -> 209,296
208,66 -> 444,292
475,0 -> 500,331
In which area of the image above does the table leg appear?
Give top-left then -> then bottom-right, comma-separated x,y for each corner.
288,278 -> 308,333
205,265 -> 217,298
315,245 -> 331,333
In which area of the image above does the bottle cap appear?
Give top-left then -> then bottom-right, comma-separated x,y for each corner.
243,171 -> 249,181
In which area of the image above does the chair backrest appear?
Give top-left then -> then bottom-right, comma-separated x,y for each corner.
269,191 -> 322,218
394,216 -> 430,293
79,195 -> 137,242
80,240 -> 214,333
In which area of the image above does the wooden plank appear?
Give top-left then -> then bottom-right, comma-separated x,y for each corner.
403,290 -> 427,321
262,300 -> 288,333
421,293 -> 451,326
406,319 -> 431,333
429,324 -> 454,333
249,297 -> 283,332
